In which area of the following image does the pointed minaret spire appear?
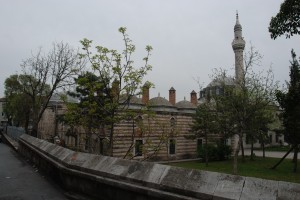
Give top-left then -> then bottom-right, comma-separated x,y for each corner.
232,11 -> 246,84
236,10 -> 239,24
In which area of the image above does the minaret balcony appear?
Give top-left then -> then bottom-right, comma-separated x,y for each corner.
232,40 -> 245,50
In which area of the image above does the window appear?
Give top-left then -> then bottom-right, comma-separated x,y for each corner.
170,117 -> 176,133
197,139 -> 203,151
269,135 -> 273,144
135,140 -> 143,156
216,87 -> 220,95
169,139 -> 176,155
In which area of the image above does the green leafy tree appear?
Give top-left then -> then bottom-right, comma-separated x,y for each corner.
208,46 -> 278,174
4,74 -> 24,126
78,27 -> 152,156
245,105 -> 276,160
4,74 -> 46,134
63,72 -> 108,153
269,0 -> 300,39
191,102 -> 218,166
275,50 -> 300,172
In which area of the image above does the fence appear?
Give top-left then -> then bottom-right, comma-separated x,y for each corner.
6,126 -> 25,141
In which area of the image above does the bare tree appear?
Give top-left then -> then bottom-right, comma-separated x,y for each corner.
21,42 -> 85,137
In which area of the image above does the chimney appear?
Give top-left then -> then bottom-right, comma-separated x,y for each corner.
169,87 -> 176,105
111,79 -> 120,99
142,83 -> 150,104
190,90 -> 197,106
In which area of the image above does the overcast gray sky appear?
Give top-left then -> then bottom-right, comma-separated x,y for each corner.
0,0 -> 299,101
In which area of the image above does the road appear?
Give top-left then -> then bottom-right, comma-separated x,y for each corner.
0,142 -> 68,200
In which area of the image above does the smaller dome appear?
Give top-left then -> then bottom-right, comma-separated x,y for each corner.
130,96 -> 143,104
207,77 -> 235,88
175,100 -> 196,109
149,97 -> 173,107
50,93 -> 78,103
119,95 -> 143,105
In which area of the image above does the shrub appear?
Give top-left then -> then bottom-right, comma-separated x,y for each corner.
197,142 -> 232,162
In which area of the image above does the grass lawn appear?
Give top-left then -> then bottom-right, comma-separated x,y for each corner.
168,156 -> 300,184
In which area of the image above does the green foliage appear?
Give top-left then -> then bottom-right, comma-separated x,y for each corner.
197,46 -> 278,174
67,27 -> 152,155
276,50 -> 300,146
275,50 -> 300,172
197,144 -> 218,161
269,0 -> 300,39
197,142 -> 232,162
192,102 -> 218,137
4,74 -> 48,132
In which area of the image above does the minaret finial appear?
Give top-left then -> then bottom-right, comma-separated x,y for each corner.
236,10 -> 240,24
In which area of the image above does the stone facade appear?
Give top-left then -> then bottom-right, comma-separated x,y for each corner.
38,89 -> 200,161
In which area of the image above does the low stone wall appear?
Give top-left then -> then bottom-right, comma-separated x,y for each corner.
18,134 -> 300,200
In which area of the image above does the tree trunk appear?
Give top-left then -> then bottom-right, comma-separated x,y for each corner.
293,144 -> 297,163
24,114 -> 30,135
205,133 -> 208,167
87,135 -> 92,153
293,145 -> 298,173
262,141 -> 265,158
250,139 -> 254,160
270,146 -> 294,169
31,122 -> 39,138
233,135 -> 241,175
108,123 -> 114,157
241,137 -> 245,162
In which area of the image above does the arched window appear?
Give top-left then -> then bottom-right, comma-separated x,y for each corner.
169,139 -> 176,155
170,117 -> 176,134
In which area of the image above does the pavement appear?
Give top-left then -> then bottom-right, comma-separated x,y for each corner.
0,141 -> 68,200
242,149 -> 294,159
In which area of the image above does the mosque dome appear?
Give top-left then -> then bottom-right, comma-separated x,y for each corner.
206,76 -> 235,88
118,95 -> 144,110
119,95 -> 143,105
129,96 -> 143,105
175,100 -> 196,109
149,97 -> 173,107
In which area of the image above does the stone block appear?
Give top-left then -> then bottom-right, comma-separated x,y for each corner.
213,174 -> 245,200
278,181 -> 300,200
240,177 -> 278,200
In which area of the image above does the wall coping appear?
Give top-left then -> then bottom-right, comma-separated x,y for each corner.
18,134 -> 300,200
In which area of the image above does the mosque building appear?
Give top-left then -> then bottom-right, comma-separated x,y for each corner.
38,13 -> 284,161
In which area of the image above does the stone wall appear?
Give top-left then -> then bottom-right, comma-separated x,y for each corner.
18,134 -> 300,200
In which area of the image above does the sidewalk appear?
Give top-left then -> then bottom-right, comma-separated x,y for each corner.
0,142 -> 68,200
242,149 -> 293,159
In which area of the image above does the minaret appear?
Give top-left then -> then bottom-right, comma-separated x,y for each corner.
232,12 -> 245,84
